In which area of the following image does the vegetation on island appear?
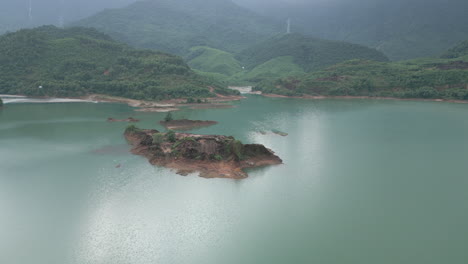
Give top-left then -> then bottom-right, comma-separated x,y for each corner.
160,112 -> 218,131
164,112 -> 174,122
255,46 -> 468,99
0,97 -> 3,107
0,26 -> 237,100
125,125 -> 278,163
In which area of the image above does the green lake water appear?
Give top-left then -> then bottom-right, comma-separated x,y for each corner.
1,95 -> 468,264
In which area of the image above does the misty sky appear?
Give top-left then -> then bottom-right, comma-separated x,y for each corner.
1,0 -> 467,35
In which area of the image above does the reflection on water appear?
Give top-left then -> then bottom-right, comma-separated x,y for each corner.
1,96 -> 468,264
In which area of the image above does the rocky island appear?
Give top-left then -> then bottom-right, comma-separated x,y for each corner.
124,125 -> 282,179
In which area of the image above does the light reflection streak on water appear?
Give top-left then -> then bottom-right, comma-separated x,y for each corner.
74,162 -> 243,264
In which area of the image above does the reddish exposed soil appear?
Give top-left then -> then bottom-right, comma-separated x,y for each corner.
125,129 -> 282,179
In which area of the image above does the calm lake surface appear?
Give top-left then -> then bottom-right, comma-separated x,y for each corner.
1,95 -> 468,264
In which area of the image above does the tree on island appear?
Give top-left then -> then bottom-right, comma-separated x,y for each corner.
0,98 -> 3,107
164,112 -> 174,122
152,133 -> 165,146
166,130 -> 176,142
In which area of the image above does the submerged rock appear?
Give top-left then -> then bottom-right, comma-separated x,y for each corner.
107,117 -> 140,122
124,126 -> 282,179
271,129 -> 288,137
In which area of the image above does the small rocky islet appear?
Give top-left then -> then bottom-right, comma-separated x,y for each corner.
107,117 -> 140,122
124,125 -> 282,179
159,119 -> 218,131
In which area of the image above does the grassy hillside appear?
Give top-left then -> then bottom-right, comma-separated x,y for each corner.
0,26 -> 233,100
237,33 -> 389,71
73,0 -> 281,56
186,46 -> 243,76
255,50 -> 468,99
236,56 -> 305,83
188,33 -> 388,85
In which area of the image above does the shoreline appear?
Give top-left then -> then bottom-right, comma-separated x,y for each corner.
82,94 -> 243,111
261,93 -> 468,104
0,96 -> 96,104
0,93 -> 243,110
3,92 -> 466,107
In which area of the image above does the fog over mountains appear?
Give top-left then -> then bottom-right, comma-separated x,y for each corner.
1,0 -> 468,60
236,0 -> 468,60
0,0 -> 136,32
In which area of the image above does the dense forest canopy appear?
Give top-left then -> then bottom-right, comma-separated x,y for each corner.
254,40 -> 468,100
0,26 -> 233,100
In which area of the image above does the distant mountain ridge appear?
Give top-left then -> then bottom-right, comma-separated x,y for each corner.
73,0 -> 283,56
235,0 -> 468,61
0,0 -> 137,34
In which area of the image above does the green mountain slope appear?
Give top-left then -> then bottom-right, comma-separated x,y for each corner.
187,33 -> 388,85
0,0 -> 137,34
255,43 -> 468,99
442,41 -> 468,59
73,0 -> 282,56
186,46 -> 243,76
237,0 -> 468,61
0,26 -> 230,100
236,56 -> 305,83
237,33 -> 389,72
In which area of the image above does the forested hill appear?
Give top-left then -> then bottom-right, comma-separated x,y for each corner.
237,33 -> 389,71
185,33 -> 389,85
441,41 -> 468,59
235,0 -> 468,61
0,0 -> 137,34
0,26 -> 229,100
255,41 -> 468,100
73,0 -> 282,56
